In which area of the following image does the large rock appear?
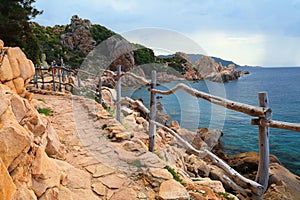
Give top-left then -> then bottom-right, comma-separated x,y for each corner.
110,187 -> 138,200
0,107 -> 32,168
228,152 -> 280,180
0,85 -> 10,116
195,56 -> 242,82
0,41 -> 35,95
263,163 -> 300,200
0,52 -> 14,82
45,124 -> 65,158
158,179 -> 189,200
0,158 -> 16,200
61,15 -> 96,54
6,47 -> 21,79
31,147 -> 61,197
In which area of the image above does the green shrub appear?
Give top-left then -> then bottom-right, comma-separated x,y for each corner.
36,98 -> 46,103
217,192 -> 234,200
101,102 -> 115,117
165,165 -> 186,186
37,108 -> 53,116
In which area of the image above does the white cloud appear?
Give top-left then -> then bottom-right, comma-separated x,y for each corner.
187,31 -> 267,66
99,0 -> 138,12
32,0 -> 300,66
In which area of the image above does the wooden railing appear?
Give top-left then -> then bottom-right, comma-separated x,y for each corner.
31,65 -> 300,197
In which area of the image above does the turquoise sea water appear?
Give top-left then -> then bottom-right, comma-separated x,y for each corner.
122,67 -> 300,176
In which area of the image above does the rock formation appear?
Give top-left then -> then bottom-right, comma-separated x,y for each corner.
0,40 -> 35,97
195,56 -> 242,82
61,15 -> 96,54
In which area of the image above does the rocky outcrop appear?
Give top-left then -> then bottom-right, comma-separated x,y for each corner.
0,40 -> 35,97
263,163 -> 300,200
61,15 -> 96,54
196,56 -> 242,82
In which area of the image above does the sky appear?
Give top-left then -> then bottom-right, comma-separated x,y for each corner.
33,0 -> 300,67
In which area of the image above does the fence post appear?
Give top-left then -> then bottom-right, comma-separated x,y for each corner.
41,68 -> 45,89
62,68 -> 66,83
98,75 -> 103,105
34,66 -> 38,88
51,65 -> 56,91
255,92 -> 271,194
149,70 -> 157,152
58,67 -> 62,92
77,71 -> 81,88
116,65 -> 121,123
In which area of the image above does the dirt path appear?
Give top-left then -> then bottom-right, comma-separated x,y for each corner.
33,93 -> 164,199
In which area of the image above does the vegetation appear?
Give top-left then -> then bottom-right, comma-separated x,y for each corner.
158,55 -> 188,73
0,0 -> 43,63
165,165 -> 186,186
101,102 -> 115,117
36,98 -> 46,103
30,23 -> 86,68
37,108 -> 52,116
90,24 -> 115,45
133,44 -> 156,65
0,3 -> 189,75
217,192 -> 235,200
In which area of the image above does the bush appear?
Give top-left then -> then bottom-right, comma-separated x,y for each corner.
37,108 -> 52,116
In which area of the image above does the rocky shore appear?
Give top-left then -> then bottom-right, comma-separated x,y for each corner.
1,41 -> 300,200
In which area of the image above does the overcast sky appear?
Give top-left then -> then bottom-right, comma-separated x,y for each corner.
33,0 -> 300,67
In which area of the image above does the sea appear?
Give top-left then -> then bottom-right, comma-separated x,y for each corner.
122,67 -> 300,176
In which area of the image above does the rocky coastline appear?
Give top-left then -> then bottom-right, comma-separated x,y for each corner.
1,41 -> 300,200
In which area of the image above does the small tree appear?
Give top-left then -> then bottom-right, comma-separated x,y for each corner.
0,0 -> 43,63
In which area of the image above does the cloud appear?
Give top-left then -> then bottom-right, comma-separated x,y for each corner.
121,28 -> 207,55
32,0 -> 300,66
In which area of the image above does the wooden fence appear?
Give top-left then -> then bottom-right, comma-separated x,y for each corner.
31,64 -> 300,197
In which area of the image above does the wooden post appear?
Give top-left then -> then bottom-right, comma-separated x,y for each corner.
116,65 -> 121,123
51,65 -> 56,91
77,71 -> 81,88
149,70 -> 157,152
62,68 -> 66,83
98,75 -> 103,105
58,67 -> 62,92
41,68 -> 45,89
255,92 -> 271,194
34,66 -> 38,88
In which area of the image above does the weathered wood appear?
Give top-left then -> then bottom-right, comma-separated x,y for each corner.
41,69 -> 45,89
255,92 -> 270,194
34,67 -> 38,88
252,118 -> 300,132
99,69 -> 117,77
58,68 -> 62,92
151,120 -> 264,196
62,69 -> 66,83
77,71 -> 81,88
98,75 -> 103,105
119,72 -> 150,85
151,83 -> 269,117
149,70 -> 157,152
51,66 -> 56,91
120,97 -> 150,115
76,69 -> 99,77
116,65 -> 122,123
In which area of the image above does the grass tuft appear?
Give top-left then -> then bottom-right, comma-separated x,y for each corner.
37,108 -> 52,116
165,165 -> 186,186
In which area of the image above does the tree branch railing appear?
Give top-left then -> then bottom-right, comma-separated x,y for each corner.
151,120 -> 263,196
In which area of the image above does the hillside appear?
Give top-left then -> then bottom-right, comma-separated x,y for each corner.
160,54 -> 242,67
30,15 -> 155,69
